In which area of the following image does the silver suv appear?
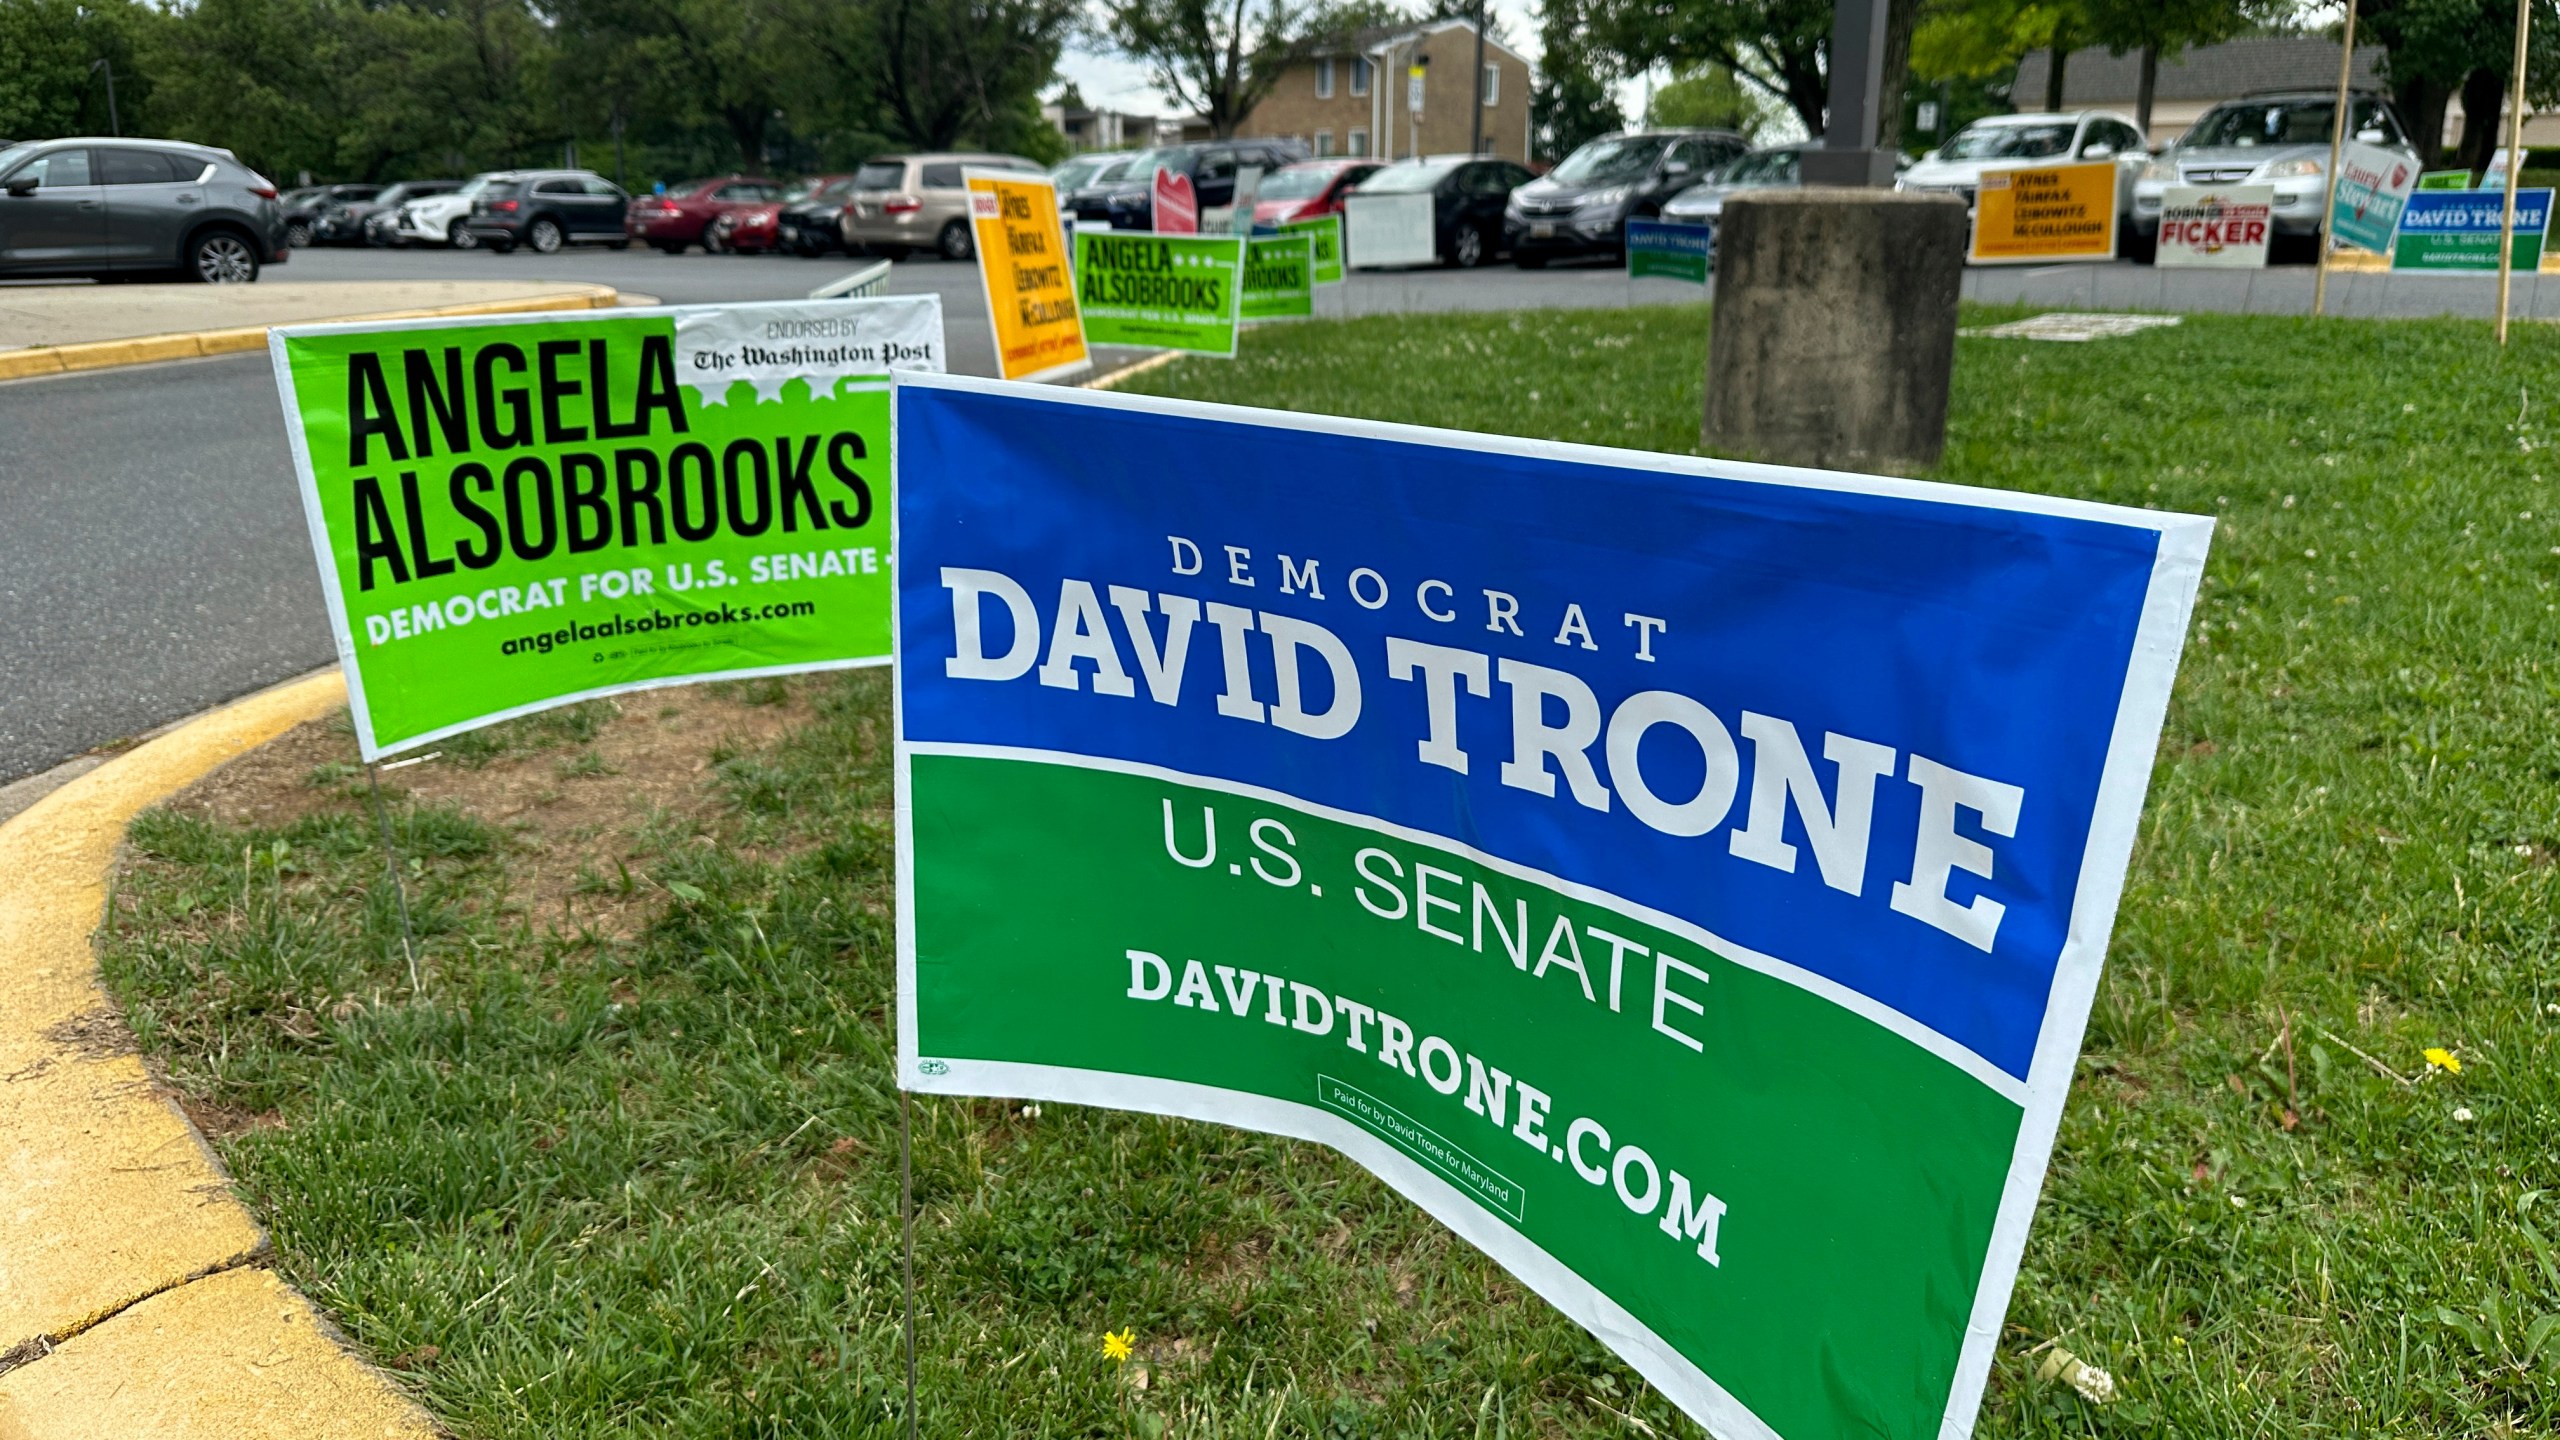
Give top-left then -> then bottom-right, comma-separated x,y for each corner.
2132,91 -> 2416,241
0,137 -> 287,282
840,152 -> 1045,261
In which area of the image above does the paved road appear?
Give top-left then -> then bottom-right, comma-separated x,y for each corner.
0,245 -> 1703,784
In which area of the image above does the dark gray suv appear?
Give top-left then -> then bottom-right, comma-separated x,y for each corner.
0,138 -> 288,283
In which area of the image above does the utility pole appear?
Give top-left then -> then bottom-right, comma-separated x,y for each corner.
1470,0 -> 1487,157
1800,0 -> 1895,186
90,58 -> 119,136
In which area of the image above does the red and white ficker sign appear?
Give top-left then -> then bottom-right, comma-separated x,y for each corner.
2156,184 -> 2273,269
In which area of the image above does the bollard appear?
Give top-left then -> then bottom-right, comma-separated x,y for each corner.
1703,188 -> 1968,473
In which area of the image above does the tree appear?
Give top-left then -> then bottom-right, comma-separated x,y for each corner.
1530,0 -> 1621,160
2358,0 -> 2560,170
1586,0 -> 1831,137
1646,61 -> 1773,137
0,0 -> 148,139
1098,0 -> 1405,137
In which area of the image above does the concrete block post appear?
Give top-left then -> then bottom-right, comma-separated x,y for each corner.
1702,189 -> 1969,473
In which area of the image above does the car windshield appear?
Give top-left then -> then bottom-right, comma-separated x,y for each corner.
1052,156 -> 1112,190
0,143 -> 35,177
1551,137 -> 1669,185
782,178 -> 827,202
1721,150 -> 1798,185
2184,98 -> 2396,148
1256,166 -> 1337,200
453,175 -> 502,199
1113,148 -> 1190,182
852,161 -> 906,189
1360,160 -> 1462,194
1938,123 -> 2074,159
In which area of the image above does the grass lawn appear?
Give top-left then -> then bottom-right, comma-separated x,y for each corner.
103,305 -> 2560,1438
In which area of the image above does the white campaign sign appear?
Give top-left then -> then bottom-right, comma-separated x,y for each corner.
1345,192 -> 1437,269
2155,185 -> 2273,269
672,294 -> 944,406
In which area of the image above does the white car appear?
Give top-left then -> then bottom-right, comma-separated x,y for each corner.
1896,111 -> 2150,236
392,171 -> 517,248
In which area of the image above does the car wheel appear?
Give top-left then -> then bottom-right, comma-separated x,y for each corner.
793,235 -> 828,257
655,242 -> 687,255
189,230 -> 260,284
937,219 -> 973,261
527,217 -> 565,254
1451,223 -> 1487,268
284,221 -> 311,248
488,240 -> 517,254
449,226 -> 478,250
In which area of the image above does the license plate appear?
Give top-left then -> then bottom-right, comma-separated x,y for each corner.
1531,222 -> 1556,239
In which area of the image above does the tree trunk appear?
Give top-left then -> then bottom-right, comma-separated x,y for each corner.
1875,0 -> 1919,152
2043,38 -> 2070,114
2395,76 -> 2451,166
2136,46 -> 2158,140
2458,65 -> 2505,180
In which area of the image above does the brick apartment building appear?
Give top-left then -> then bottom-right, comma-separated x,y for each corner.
1236,18 -> 1532,165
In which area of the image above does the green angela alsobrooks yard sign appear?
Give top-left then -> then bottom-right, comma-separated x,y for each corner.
1241,232 -> 1316,322
1072,229 -> 1243,356
272,298 -> 943,758
892,374 -> 2210,1440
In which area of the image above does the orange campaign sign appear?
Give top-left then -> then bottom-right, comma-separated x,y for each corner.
965,169 -> 1090,383
1967,160 -> 2120,264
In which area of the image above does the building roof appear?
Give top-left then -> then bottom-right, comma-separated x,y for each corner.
2013,36 -> 2384,107
1303,16 -> 1528,68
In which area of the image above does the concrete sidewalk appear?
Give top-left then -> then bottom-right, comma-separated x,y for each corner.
0,280 -> 623,350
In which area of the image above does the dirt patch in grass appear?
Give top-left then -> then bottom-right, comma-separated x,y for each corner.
142,681 -> 813,944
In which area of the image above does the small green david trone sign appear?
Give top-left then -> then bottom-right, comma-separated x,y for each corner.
1241,232 -> 1315,321
271,297 -> 942,758
1074,229 -> 1244,356
1625,219 -> 1712,283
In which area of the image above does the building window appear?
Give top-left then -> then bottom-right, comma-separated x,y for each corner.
1348,127 -> 1369,156
1483,63 -> 1499,105
1351,57 -> 1372,96
1316,129 -> 1335,156
1317,57 -> 1334,98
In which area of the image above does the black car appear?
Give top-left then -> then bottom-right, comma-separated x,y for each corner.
465,170 -> 632,253
1352,155 -> 1535,267
281,182 -> 379,248
776,174 -> 862,256
1070,139 -> 1308,230
1504,129 -> 1749,266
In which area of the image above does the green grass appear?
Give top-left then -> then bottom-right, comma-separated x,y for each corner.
104,306 -> 2560,1437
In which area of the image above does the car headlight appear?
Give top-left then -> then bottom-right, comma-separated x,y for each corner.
2140,159 -> 2173,182
1109,188 -> 1146,204
1580,186 -> 1629,210
2258,156 -> 2325,180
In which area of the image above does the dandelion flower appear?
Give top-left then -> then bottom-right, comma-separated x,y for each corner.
1102,1328 -> 1135,1363
2423,1047 -> 2461,1075
2453,1107 -> 2474,1123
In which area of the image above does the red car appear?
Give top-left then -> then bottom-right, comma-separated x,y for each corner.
625,175 -> 784,253
1251,159 -> 1384,226
707,175 -> 862,254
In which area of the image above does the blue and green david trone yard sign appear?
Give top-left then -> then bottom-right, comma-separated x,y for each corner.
892,374 -> 2210,1439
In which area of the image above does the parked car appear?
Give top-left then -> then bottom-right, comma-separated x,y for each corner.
1504,129 -> 1749,266
1896,110 -> 2150,244
465,170 -> 632,253
1064,140 -> 1308,232
281,182 -> 378,248
1352,154 -> 1534,267
327,179 -> 459,245
773,174 -> 863,256
1250,158 -> 1383,227
624,175 -> 781,253
1656,143 -> 1814,267
841,152 -> 1046,260
2130,90 -> 2414,249
0,137 -> 285,282
389,171 -> 510,248
1049,151 -> 1135,196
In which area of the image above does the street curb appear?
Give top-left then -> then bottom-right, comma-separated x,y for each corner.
0,284 -> 620,382
0,667 -> 439,1440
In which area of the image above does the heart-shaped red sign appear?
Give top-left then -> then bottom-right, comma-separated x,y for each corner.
1153,168 -> 1198,235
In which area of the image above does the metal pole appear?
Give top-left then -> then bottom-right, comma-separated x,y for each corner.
362,763 -> 421,993
2312,0 -> 2359,317
1470,0 -> 1487,157
2497,0 -> 2532,345
91,59 -> 119,136
900,1087 -> 918,1440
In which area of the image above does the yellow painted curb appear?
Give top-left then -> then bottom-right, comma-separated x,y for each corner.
0,1267 -> 435,1440
0,285 -> 617,382
0,668 -> 430,1438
